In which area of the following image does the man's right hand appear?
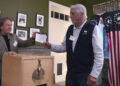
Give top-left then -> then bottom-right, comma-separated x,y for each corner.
43,42 -> 51,49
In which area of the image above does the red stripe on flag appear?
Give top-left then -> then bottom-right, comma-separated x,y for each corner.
107,33 -> 112,86
107,33 -> 113,86
118,31 -> 120,85
108,32 -> 115,86
110,31 -> 116,86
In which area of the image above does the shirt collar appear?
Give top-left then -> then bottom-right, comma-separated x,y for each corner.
73,20 -> 87,30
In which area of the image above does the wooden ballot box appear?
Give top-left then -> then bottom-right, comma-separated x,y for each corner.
2,54 -> 54,86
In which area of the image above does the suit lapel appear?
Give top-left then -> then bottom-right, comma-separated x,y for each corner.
0,34 -> 8,51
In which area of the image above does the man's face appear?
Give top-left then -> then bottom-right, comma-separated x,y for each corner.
0,19 -> 12,35
70,8 -> 83,24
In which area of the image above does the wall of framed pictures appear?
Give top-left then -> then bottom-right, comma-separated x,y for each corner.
15,12 -> 43,40
0,0 -> 48,39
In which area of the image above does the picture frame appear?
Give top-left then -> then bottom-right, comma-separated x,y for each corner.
30,28 -> 40,38
36,14 -> 44,27
17,13 -> 27,27
10,21 -> 14,34
16,29 -> 27,40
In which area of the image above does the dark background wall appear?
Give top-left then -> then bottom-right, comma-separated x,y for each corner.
0,0 -> 110,35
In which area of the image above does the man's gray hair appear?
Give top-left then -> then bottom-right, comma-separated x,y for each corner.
70,4 -> 87,19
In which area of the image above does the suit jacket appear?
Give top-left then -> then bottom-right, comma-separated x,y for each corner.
0,33 -> 34,79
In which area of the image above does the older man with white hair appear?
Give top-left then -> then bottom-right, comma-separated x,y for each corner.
43,4 -> 104,86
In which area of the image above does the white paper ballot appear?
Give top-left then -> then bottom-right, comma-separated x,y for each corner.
35,34 -> 47,43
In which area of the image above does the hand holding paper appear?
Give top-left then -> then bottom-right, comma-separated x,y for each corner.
35,34 -> 47,43
43,41 -> 51,49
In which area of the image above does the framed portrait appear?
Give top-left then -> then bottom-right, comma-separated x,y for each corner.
16,29 -> 27,40
30,28 -> 40,38
36,14 -> 44,27
10,21 -> 14,34
17,13 -> 27,27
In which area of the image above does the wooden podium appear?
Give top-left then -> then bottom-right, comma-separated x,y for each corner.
2,54 -> 54,86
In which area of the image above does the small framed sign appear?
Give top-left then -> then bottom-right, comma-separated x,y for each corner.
17,13 -> 27,27
36,14 -> 44,27
16,29 -> 27,40
30,28 -> 40,38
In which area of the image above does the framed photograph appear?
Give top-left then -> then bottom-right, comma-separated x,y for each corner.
36,14 -> 44,27
10,21 -> 14,34
16,29 -> 27,40
17,13 -> 27,27
30,28 -> 40,38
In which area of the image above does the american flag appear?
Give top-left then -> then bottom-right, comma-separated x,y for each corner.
102,11 -> 120,86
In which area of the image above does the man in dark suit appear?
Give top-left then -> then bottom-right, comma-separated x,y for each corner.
43,4 -> 104,86
0,17 -> 36,86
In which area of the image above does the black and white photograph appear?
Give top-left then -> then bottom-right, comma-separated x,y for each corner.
17,13 -> 27,27
30,28 -> 40,38
16,29 -> 27,40
36,14 -> 44,27
10,21 -> 14,34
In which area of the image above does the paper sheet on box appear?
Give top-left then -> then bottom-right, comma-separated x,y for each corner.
35,34 -> 47,43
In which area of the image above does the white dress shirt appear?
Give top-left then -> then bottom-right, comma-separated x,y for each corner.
51,20 -> 104,78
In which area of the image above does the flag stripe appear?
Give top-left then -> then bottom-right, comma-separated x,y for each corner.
110,31 -> 116,86
107,33 -> 112,85
118,31 -> 120,86
118,31 -> 120,85
114,31 -> 119,86
108,32 -> 115,86
116,31 -> 120,86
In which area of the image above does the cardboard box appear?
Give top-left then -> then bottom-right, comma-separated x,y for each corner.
2,54 -> 54,86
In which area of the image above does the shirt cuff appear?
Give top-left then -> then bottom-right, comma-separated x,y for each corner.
50,44 -> 54,51
90,70 -> 99,79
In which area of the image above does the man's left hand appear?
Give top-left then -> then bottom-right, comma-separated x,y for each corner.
87,75 -> 97,86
